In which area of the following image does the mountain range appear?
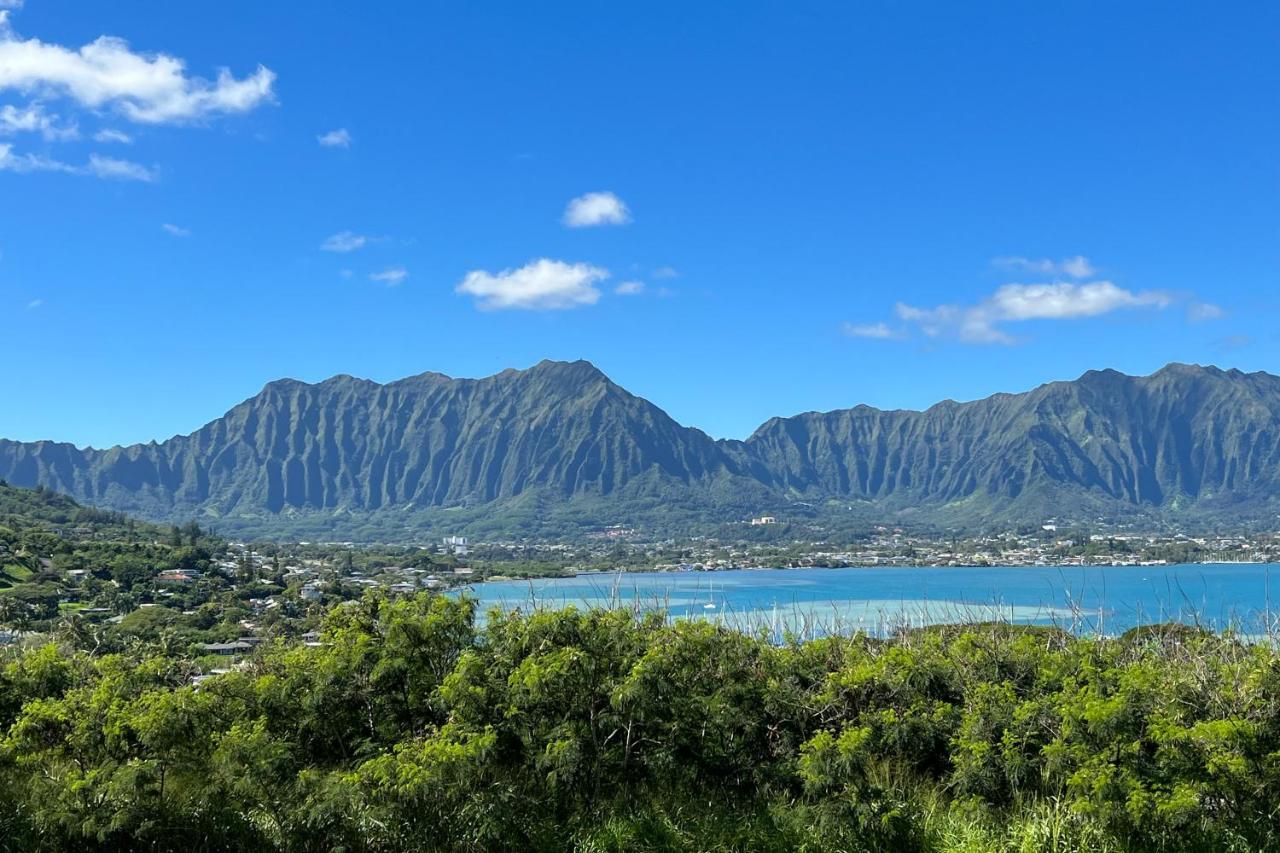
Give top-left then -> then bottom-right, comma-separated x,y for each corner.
2,360 -> 1278,539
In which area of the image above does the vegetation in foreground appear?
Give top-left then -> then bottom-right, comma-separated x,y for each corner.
1,596 -> 1278,852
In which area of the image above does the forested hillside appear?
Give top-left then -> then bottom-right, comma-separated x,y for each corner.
0,480 -> 230,644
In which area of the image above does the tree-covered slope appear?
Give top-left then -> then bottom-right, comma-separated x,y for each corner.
0,480 -> 218,625
0,479 -> 159,540
2,361 -> 1279,535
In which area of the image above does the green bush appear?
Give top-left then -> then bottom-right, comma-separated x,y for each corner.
1,596 -> 1278,851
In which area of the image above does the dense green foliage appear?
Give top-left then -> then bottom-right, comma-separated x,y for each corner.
0,480 -> 157,542
0,481 -> 332,651
5,362 -> 1280,540
2,597 -> 1277,851
0,481 -> 213,624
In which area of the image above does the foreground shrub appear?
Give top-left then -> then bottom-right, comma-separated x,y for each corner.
1,594 -> 1278,851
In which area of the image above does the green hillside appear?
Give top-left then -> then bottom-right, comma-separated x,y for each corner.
0,480 -> 220,637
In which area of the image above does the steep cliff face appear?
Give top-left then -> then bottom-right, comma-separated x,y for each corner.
742,364 -> 1280,510
2,361 -> 1279,532
0,360 -> 751,519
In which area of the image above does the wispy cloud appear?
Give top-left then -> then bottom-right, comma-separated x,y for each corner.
563,191 -> 631,227
1213,334 -> 1252,352
0,141 -> 74,174
93,128 -> 131,144
992,255 -> 1097,279
87,153 -> 154,181
1187,302 -> 1224,322
843,322 -> 905,340
614,280 -> 645,296
0,12 -> 275,124
321,230 -> 368,252
457,258 -> 608,310
889,281 -> 1172,345
317,128 -> 351,148
652,266 -> 679,279
161,223 -> 189,237
0,142 -> 153,180
369,266 -> 407,286
26,298 -> 41,310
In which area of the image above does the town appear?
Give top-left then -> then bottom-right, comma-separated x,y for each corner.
4,471 -> 1277,663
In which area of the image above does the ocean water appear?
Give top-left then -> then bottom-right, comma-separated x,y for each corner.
460,564 -> 1280,637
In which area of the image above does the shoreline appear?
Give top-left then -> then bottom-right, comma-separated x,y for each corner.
471,558 -> 1276,585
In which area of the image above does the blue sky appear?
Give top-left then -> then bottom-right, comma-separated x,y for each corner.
1,1 -> 1276,447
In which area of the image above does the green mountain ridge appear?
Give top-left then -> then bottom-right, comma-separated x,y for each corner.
3,361 -> 1279,537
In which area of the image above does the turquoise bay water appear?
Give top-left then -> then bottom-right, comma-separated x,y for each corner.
462,564 -> 1280,637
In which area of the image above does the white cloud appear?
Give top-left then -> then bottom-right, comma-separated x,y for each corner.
321,230 -> 368,252
457,258 -> 608,310
26,298 -> 41,309
843,322 -> 905,340
992,255 -> 1097,279
1187,302 -> 1224,322
87,153 -> 153,181
0,2 -> 23,9
652,266 -> 679,279
0,141 -> 74,173
614,280 -> 645,295
0,103 -> 77,139
0,14 -> 275,124
0,144 -> 152,180
563,191 -> 631,227
93,127 -> 131,143
370,266 -> 407,286
161,223 -> 189,237
987,281 -> 1169,321
1060,256 -> 1097,279
892,281 -> 1172,345
317,128 -> 351,148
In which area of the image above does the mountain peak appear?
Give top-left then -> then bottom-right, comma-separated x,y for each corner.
1151,362 -> 1220,379
526,358 -> 608,379
4,361 -> 1280,536
258,373 -> 378,391
506,359 -> 614,392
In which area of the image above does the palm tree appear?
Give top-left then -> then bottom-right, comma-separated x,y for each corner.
55,613 -> 107,654
0,596 -> 31,631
